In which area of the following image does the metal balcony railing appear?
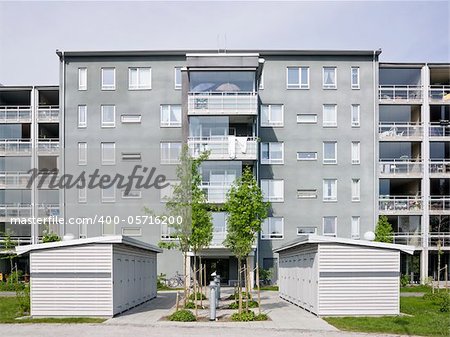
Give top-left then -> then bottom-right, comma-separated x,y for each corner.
0,171 -> 32,188
201,182 -> 232,203
379,160 -> 422,175
0,236 -> 33,248
429,196 -> 450,212
0,139 -> 32,155
429,125 -> 450,138
428,233 -> 450,247
37,204 -> 60,217
378,123 -> 423,139
379,196 -> 422,212
188,92 -> 258,115
37,138 -> 60,154
188,136 -> 258,160
378,85 -> 422,102
0,106 -> 32,123
392,232 -> 422,246
429,85 -> 450,103
37,106 -> 59,122
0,204 -> 32,218
429,161 -> 450,174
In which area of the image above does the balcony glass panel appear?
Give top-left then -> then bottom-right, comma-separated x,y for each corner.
189,71 -> 255,92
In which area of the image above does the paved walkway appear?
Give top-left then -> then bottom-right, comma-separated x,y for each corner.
0,291 -> 16,297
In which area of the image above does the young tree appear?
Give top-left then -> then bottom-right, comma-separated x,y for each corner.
1,230 -> 17,282
224,167 -> 269,314
375,215 -> 394,243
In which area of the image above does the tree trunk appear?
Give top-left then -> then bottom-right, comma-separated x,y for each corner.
237,258 -> 242,314
244,263 -> 249,312
183,253 -> 188,306
199,256 -> 203,307
194,253 -> 198,317
256,264 -> 261,315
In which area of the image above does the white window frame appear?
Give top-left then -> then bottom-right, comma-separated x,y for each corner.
261,104 -> 284,127
297,152 -> 317,161
160,104 -> 182,127
101,142 -> 116,165
261,217 -> 284,240
351,66 -> 360,89
259,70 -> 264,90
323,216 -> 337,236
121,190 -> 142,199
102,221 -> 115,236
78,68 -> 87,91
351,104 -> 360,127
323,142 -> 337,164
287,67 -> 309,89
160,142 -> 182,164
78,142 -> 87,165
351,216 -> 360,239
352,179 -> 361,202
78,184 -> 87,203
174,67 -> 182,90
128,67 -> 152,90
323,66 -> 337,89
261,142 -> 284,164
79,222 -> 87,239
101,185 -> 116,203
261,179 -> 284,202
297,114 -> 317,124
297,189 -> 317,199
101,105 -> 116,128
323,104 -> 337,127
121,114 -> 142,123
352,141 -> 361,164
101,67 -> 116,90
121,227 -> 142,237
297,227 -> 317,235
323,179 -> 337,202
78,105 -> 87,128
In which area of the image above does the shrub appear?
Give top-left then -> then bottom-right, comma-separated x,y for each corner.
400,274 -> 410,287
188,292 -> 206,301
228,300 -> 259,309
169,309 -> 196,322
16,284 -> 30,315
439,293 -> 449,312
227,291 -> 250,300
423,292 -> 450,312
231,310 -> 268,321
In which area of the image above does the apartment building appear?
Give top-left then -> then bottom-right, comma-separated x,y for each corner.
0,50 -> 448,284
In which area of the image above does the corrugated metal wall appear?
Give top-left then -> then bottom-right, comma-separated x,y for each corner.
30,244 -> 113,316
112,245 -> 157,315
318,244 -> 400,316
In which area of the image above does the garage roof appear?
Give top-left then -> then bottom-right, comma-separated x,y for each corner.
15,235 -> 163,255
273,235 -> 415,255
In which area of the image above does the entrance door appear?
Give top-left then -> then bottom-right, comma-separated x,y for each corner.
204,258 -> 229,285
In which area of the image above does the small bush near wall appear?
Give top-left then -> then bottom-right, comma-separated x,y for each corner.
169,309 -> 196,322
231,310 -> 268,321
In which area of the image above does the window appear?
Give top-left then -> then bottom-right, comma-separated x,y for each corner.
323,179 -> 337,201
323,104 -> 337,127
122,227 -> 142,237
78,142 -> 87,165
352,179 -> 360,201
261,217 -> 284,239
351,141 -> 360,164
351,67 -> 360,89
78,105 -> 87,128
323,142 -> 337,164
287,67 -> 309,89
323,216 -> 337,236
129,67 -> 151,90
160,105 -> 182,127
297,114 -> 317,124
297,189 -> 317,199
297,227 -> 317,235
121,114 -> 141,123
261,142 -> 284,164
161,142 -> 182,164
261,104 -> 284,127
79,222 -> 87,239
78,183 -> 87,203
297,152 -> 317,161
101,105 -> 115,127
102,185 -> 115,203
351,216 -> 360,239
78,68 -> 87,90
121,152 -> 141,161
102,220 -> 115,236
122,190 -> 142,199
259,70 -> 264,90
351,104 -> 360,127
174,67 -> 182,89
261,179 -> 284,202
101,68 -> 115,90
161,222 -> 177,240
101,142 -> 115,165
323,67 -> 337,89
160,180 -> 178,202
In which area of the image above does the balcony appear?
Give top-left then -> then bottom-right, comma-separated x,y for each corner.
188,136 -> 258,160
201,182 -> 231,203
37,204 -> 60,217
0,204 -> 32,220
429,125 -> 450,139
0,139 -> 32,156
429,161 -> 450,176
379,123 -> 423,140
188,92 -> 258,115
379,160 -> 422,177
0,171 -> 32,189
0,106 -> 32,123
392,232 -> 422,246
379,85 -> 422,103
210,230 -> 227,247
379,196 -> 423,214
37,106 -> 59,122
429,197 -> 450,213
37,138 -> 60,155
0,236 -> 33,248
428,233 -> 450,247
429,85 -> 450,104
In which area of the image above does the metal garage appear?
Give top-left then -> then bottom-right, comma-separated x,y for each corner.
274,235 -> 414,316
16,235 -> 162,317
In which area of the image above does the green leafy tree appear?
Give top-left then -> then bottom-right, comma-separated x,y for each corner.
224,167 -> 269,314
1,230 -> 17,277
375,215 -> 394,243
42,223 -> 61,243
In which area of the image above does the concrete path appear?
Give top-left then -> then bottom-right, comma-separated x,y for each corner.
0,291 -> 16,297
400,292 -> 425,297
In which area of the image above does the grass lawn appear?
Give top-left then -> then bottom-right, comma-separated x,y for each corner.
0,297 -> 106,324
401,285 -> 433,293
324,296 -> 450,337
258,285 -> 279,291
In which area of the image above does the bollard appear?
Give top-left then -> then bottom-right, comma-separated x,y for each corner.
209,280 -> 217,321
214,274 -> 221,302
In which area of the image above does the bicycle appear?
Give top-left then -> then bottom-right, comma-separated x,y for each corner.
168,271 -> 194,288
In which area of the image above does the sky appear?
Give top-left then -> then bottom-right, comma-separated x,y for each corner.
0,0 -> 449,86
